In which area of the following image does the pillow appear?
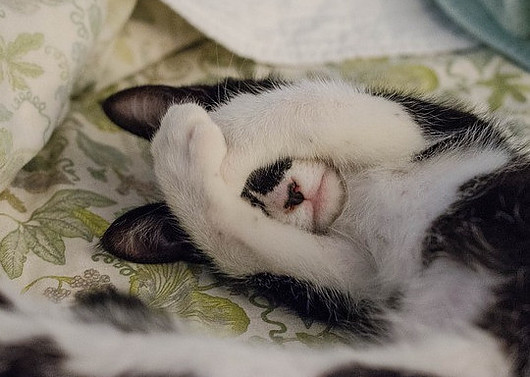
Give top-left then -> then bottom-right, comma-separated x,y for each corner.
0,0 -> 136,191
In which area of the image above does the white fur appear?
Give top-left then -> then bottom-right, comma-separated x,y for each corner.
333,148 -> 509,297
212,80 -> 427,188
151,82 -> 509,299
0,80 -> 517,376
0,280 -> 511,377
151,81 -> 428,292
147,80 -> 516,376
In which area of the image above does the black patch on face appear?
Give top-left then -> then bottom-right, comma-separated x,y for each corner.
245,158 -> 293,195
320,364 -> 436,377
423,162 -> 530,375
244,273 -> 387,339
241,188 -> 269,215
0,337 -> 67,377
73,287 -> 176,333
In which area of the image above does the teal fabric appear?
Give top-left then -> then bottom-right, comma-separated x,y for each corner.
479,0 -> 530,37
435,0 -> 530,71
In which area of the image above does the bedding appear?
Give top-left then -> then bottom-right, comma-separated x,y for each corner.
435,0 -> 530,71
1,0 -> 530,348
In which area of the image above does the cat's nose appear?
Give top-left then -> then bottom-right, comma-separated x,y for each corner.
284,182 -> 305,209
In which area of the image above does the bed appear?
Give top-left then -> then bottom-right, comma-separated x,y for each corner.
1,0 -> 529,348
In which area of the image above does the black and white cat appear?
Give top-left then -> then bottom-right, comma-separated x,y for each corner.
0,78 -> 527,377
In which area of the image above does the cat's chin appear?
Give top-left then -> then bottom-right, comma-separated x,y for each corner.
311,167 -> 346,233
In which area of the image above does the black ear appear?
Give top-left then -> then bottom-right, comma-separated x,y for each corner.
102,78 -> 283,139
100,202 -> 210,265
102,85 -> 185,140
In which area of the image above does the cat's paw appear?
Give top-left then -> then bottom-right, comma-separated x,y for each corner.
151,103 -> 227,191
153,103 -> 227,174
151,103 -> 231,221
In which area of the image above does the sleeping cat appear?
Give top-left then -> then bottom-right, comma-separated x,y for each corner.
0,78 -> 527,376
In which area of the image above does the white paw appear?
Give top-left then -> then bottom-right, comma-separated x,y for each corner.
151,103 -> 230,218
152,103 -> 226,174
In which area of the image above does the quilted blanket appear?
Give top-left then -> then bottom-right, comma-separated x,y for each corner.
1,0 -> 530,347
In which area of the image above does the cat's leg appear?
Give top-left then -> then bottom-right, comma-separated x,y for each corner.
0,284 -> 511,377
151,104 -> 376,295
209,81 -> 431,187
209,82 -> 502,189
48,329 -> 514,377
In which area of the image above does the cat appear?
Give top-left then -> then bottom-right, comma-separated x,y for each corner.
0,78 -> 527,377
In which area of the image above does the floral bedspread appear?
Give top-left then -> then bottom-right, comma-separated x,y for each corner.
1,0 -> 529,347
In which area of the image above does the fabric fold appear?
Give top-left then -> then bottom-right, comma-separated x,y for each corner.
160,0 -> 476,65
0,0 -> 137,192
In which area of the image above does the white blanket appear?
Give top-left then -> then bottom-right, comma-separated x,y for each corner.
163,0 -> 477,65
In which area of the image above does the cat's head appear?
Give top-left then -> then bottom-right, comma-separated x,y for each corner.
101,79 -> 346,264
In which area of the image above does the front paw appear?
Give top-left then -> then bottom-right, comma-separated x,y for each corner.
151,103 -> 227,183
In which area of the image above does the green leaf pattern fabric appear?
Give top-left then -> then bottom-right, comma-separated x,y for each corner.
0,0 -> 123,193
1,0 -> 530,347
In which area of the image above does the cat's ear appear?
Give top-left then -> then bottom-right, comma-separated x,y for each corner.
102,78 -> 283,139
102,85 -> 185,140
100,202 -> 210,265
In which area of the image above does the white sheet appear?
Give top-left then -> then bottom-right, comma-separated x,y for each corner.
162,0 -> 477,65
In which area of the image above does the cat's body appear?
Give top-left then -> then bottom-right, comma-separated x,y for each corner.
0,79 -> 527,376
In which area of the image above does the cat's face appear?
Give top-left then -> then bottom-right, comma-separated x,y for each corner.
241,158 -> 346,233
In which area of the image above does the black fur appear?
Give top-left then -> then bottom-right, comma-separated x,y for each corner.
423,163 -> 530,271
412,134 -> 462,161
244,273 -> 386,339
321,364 -> 436,377
167,77 -> 283,112
102,78 -> 283,140
245,158 -> 293,195
239,158 -> 296,215
73,287 -> 176,333
0,338 -> 67,377
423,163 -> 530,376
0,291 -> 14,311
376,92 -> 490,136
376,92 -> 509,162
480,275 -> 530,377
